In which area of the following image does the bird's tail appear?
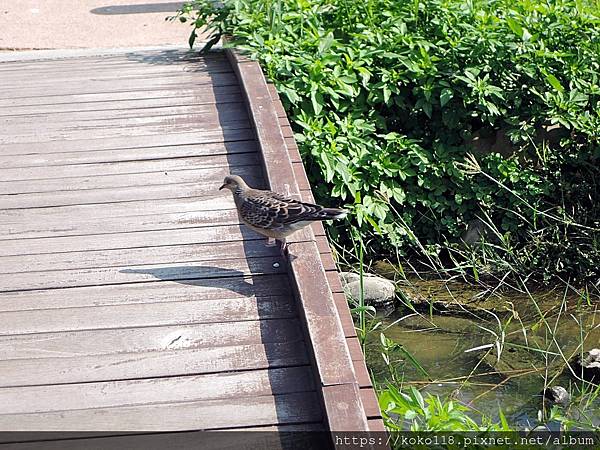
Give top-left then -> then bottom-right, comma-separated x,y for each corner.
313,207 -> 349,221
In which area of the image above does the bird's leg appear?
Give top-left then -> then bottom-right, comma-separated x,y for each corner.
265,237 -> 277,247
277,238 -> 288,256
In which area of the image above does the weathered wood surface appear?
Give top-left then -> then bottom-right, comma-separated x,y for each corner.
0,49 -> 323,440
0,47 -> 383,446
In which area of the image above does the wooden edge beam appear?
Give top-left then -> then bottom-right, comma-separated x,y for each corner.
225,48 -> 382,436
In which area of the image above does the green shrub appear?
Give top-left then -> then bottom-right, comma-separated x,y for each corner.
379,384 -> 512,433
176,0 -> 600,282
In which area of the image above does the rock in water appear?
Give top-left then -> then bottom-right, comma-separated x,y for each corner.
339,271 -> 396,312
573,349 -> 600,383
543,386 -> 570,407
339,272 -> 361,285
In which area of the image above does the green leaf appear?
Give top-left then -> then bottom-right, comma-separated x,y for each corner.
405,409 -> 418,420
545,73 -> 564,92
310,89 -> 323,115
383,86 -> 391,103
318,32 -> 335,54
440,88 -> 453,107
423,101 -> 432,118
409,387 -> 426,412
506,17 -> 523,38
498,407 -> 509,430
188,30 -> 197,49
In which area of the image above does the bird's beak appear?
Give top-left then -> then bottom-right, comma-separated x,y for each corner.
219,183 -> 227,191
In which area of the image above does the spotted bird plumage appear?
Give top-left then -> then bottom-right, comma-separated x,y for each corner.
219,175 -> 348,241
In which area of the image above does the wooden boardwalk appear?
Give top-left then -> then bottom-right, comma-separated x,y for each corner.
0,48 -> 383,447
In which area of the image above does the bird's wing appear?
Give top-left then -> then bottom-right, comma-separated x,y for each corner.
239,190 -> 323,231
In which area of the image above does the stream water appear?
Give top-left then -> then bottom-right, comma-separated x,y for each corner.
365,278 -> 600,428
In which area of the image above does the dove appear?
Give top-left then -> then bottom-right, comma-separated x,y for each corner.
219,175 -> 347,252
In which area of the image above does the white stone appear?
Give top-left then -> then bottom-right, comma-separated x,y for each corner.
339,272 -> 395,307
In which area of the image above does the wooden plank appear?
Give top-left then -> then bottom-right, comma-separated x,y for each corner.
347,337 -> 364,361
0,165 -> 259,195
333,293 -> 357,338
227,48 -> 376,436
0,224 -> 263,256
321,384 -> 369,432
0,119 -> 251,145
367,418 -> 387,432
0,78 -> 240,104
0,87 -> 242,113
0,340 -> 309,387
0,318 -> 302,359
353,360 -> 373,388
0,68 -> 235,89
0,52 -> 218,71
0,426 -> 328,449
0,73 -> 240,100
0,366 -> 315,415
0,197 -> 240,228
0,62 -> 233,86
0,141 -> 256,171
0,91 -> 242,117
1,101 -> 247,127
281,124 -> 294,138
0,51 -> 213,68
0,297 -> 297,336
320,252 -> 337,272
286,137 -> 303,162
294,162 -> 311,190
0,391 -> 322,431
0,103 -> 246,128
0,274 -> 291,312
316,237 -> 332,254
326,270 -> 345,293
0,129 -> 256,156
224,50 -> 311,243
1,72 -> 237,97
0,52 -> 209,68
0,89 -> 242,112
2,104 -> 249,137
0,208 -> 242,240
267,83 -> 280,100
0,239 -> 277,274
0,177 -> 261,209
360,388 -> 381,419
0,60 -> 230,77
0,255 -> 287,291
224,53 -> 298,199
287,241 -> 355,384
